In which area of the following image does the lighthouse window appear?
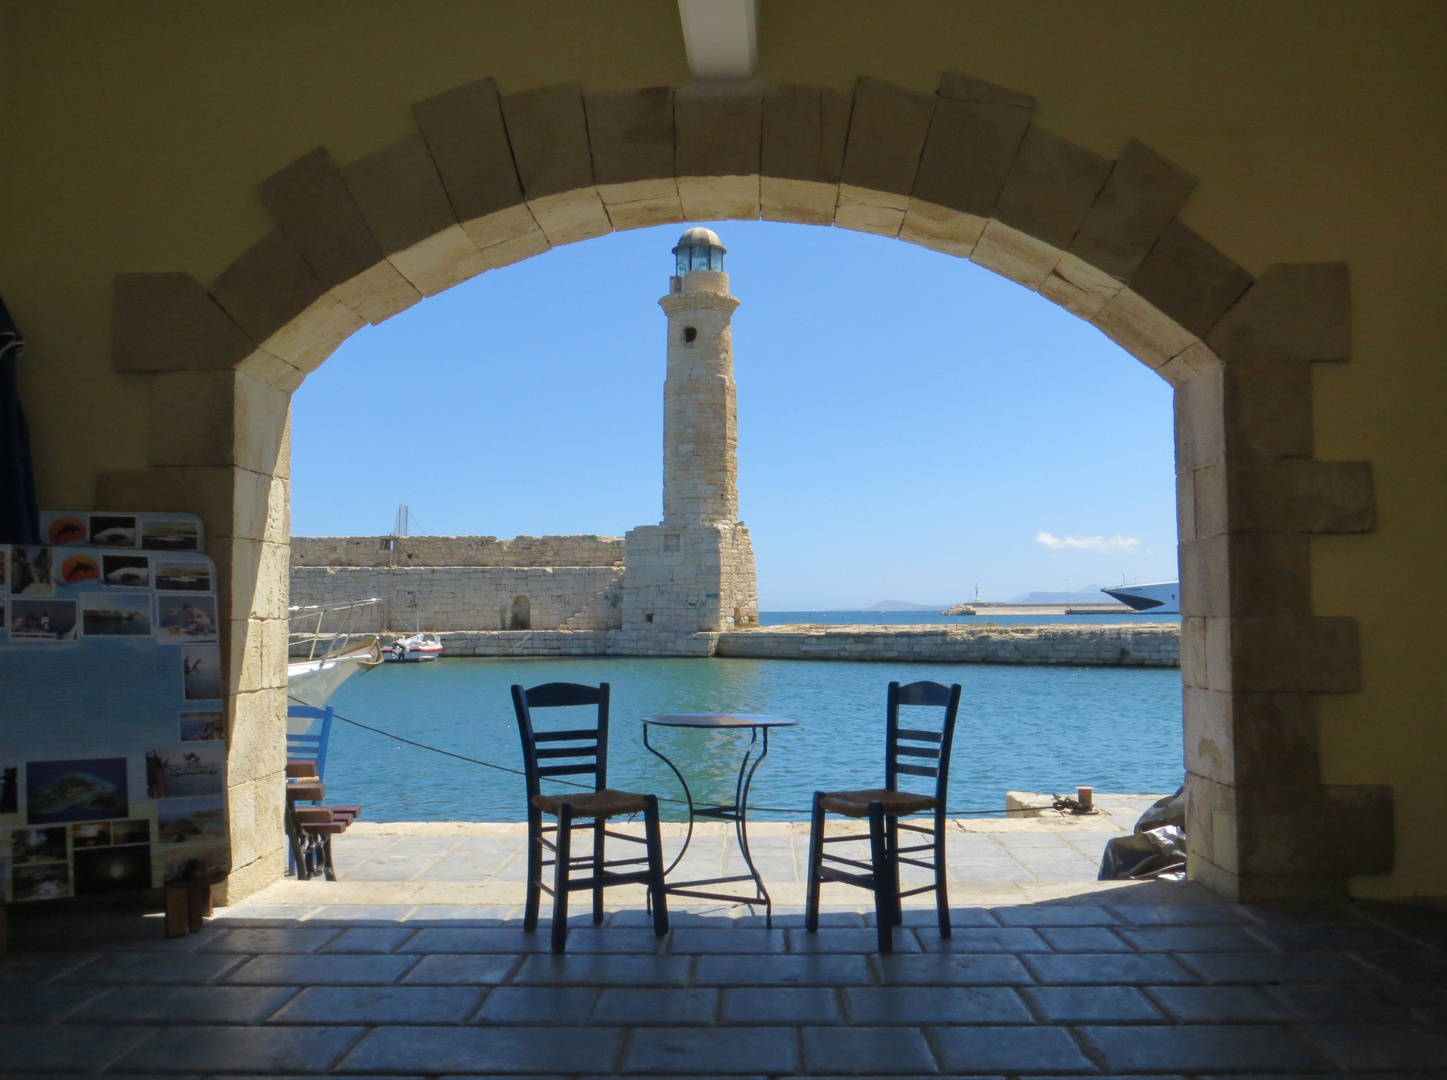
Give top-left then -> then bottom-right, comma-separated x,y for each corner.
683,326 -> 697,344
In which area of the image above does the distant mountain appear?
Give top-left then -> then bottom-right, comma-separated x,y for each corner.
1007,585 -> 1108,604
865,600 -> 946,611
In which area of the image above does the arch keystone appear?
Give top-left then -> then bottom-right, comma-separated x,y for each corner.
675,82 -> 763,221
760,84 -> 850,225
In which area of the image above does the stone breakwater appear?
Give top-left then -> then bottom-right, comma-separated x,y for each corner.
362,623 -> 1180,667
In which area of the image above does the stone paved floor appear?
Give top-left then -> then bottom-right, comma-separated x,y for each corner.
2,800 -> 1444,1076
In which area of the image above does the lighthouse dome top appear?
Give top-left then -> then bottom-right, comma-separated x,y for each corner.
672,227 -> 726,274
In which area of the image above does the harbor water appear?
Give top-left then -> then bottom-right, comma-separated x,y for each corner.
319,652 -> 1183,822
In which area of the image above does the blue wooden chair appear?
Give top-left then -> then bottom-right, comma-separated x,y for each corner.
286,704 -> 334,783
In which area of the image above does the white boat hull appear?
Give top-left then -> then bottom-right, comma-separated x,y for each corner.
287,639 -> 382,723
1101,581 -> 1180,614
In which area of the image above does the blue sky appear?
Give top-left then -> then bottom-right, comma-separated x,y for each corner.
291,221 -> 1178,609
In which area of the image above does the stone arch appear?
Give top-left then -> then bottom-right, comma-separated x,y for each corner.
103,72 -> 1386,904
510,595 -> 532,632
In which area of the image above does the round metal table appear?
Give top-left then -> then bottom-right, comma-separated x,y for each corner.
641,713 -> 797,926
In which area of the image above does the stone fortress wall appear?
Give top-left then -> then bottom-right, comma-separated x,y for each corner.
291,534 -> 624,569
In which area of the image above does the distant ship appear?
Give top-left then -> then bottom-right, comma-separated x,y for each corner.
1101,581 -> 1180,614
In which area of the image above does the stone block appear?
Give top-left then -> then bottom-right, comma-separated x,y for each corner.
677,175 -> 760,222
412,78 -> 525,224
834,183 -> 906,237
499,82 -> 593,201
233,371 -> 292,476
992,126 -> 1112,250
761,84 -> 851,185
969,219 -> 1060,289
209,228 -> 364,372
231,466 -> 274,542
1185,771 -> 1239,878
898,198 -> 985,258
526,188 -> 612,247
1176,471 -> 1197,541
839,77 -> 934,199
912,72 -> 1034,219
1238,784 -> 1393,879
1208,263 -> 1351,364
1179,533 -> 1311,619
148,371 -> 237,467
95,465 -> 237,540
1227,615 -> 1361,693
257,147 -> 419,324
112,273 -> 256,374
228,684 -> 288,783
462,206 -> 550,266
1129,219 -> 1254,341
1070,139 -> 1198,282
1223,359 -> 1314,460
601,192 -> 684,232
675,82 -> 762,180
235,349 -> 306,393
388,225 -> 492,297
1206,459 -> 1376,534
1092,285 -> 1200,370
1184,687 -> 1321,789
1157,340 -> 1221,388
1039,252 -> 1123,320
1174,363 -> 1225,472
586,86 -> 674,186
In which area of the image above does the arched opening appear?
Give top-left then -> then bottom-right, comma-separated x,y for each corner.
510,595 -> 531,631
106,74 -> 1381,905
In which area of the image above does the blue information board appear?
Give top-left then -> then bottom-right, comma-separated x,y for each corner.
0,510 -> 229,903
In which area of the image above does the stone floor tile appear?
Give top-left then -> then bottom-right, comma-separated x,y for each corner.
914,926 -> 1050,952
200,927 -> 342,954
737,908 -> 863,929
515,953 -> 693,986
802,1025 -> 938,1074
1023,951 -> 1197,985
927,1024 -> 1096,1073
343,856 -> 446,882
269,985 -> 485,1024
1353,948 -> 1447,983
671,928 -> 786,953
320,927 -> 418,953
0,952 -> 99,982
1110,903 -> 1254,924
694,953 -> 872,986
1179,950 -> 1376,984
73,984 -> 300,1024
307,905 -> 420,924
992,905 -> 1119,926
1300,1023 -> 1447,1071
225,952 -> 416,985
57,951 -> 247,985
212,903 -> 320,923
1249,922 -> 1419,951
0,983 -> 107,1022
721,986 -> 842,1024
401,904 -> 515,926
847,985 -> 1033,1024
1022,984 -> 1164,1023
1145,984 -> 1297,1023
339,1024 -> 624,1074
400,953 -> 519,985
1036,926 -> 1132,952
616,908 -> 737,929
398,926 -> 541,953
472,986 -> 599,1025
1085,1023 -> 1335,1072
901,907 -> 998,928
548,928 -> 671,953
787,927 -> 923,953
1265,982 -> 1415,1022
114,1023 -> 364,1074
1117,925 -> 1268,952
591,987 -> 718,1025
874,952 -> 1034,986
622,1026 -> 798,1074
0,1024 -> 155,1073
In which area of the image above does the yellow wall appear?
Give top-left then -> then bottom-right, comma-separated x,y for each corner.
1,0 -> 1443,895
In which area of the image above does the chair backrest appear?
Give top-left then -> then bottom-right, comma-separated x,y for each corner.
286,704 -> 335,780
511,682 -> 609,804
884,680 -> 962,809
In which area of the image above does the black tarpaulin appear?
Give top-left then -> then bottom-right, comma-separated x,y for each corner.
0,293 -> 41,545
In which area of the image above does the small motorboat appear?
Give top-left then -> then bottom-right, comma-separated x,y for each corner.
383,632 -> 444,662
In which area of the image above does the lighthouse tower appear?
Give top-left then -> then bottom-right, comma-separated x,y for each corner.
618,228 -> 758,633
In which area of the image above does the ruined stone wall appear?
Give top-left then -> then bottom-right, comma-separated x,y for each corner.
290,534 -> 624,568
290,564 -> 623,632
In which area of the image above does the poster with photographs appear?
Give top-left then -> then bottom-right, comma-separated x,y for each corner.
0,510 -> 226,904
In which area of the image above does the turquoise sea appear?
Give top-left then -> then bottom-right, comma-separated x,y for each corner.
320,620 -> 1184,823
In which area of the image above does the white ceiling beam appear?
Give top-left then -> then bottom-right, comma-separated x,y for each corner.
677,0 -> 757,80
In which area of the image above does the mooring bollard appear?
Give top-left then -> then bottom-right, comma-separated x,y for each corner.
1076,786 -> 1094,811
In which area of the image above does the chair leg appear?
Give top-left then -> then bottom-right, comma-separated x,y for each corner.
868,801 -> 894,953
643,795 -> 669,937
551,804 -> 573,953
804,791 -> 826,933
886,815 -> 903,925
523,808 -> 542,933
934,816 -> 951,938
592,817 -> 606,924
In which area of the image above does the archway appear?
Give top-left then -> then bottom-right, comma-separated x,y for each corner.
101,73 -> 1386,904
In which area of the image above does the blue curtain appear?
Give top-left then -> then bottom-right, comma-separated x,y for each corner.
0,294 -> 41,545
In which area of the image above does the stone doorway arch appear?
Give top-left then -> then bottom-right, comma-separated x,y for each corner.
102,73 -> 1387,904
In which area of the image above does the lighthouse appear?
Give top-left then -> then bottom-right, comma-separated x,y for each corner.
618,228 -> 759,633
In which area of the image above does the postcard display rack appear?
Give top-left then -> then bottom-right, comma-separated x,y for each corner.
1,510 -> 228,949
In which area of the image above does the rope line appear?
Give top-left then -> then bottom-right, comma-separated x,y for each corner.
323,709 -> 1064,818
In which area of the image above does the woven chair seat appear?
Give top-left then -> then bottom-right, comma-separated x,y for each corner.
819,788 -> 938,818
532,788 -> 650,819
